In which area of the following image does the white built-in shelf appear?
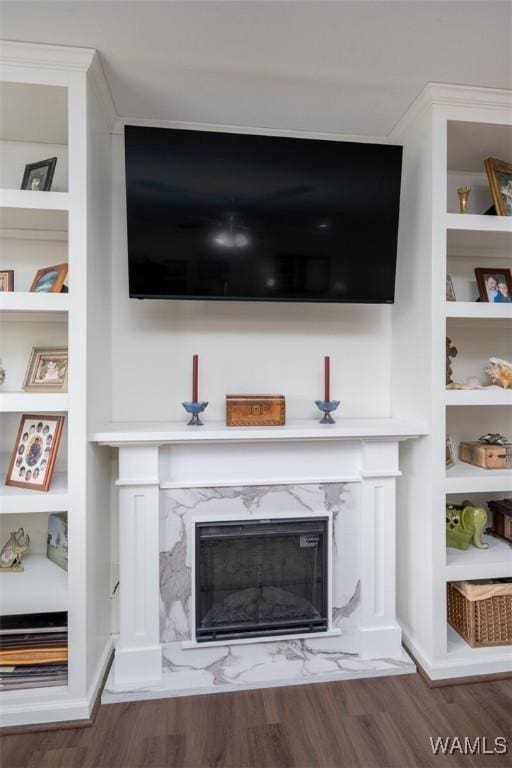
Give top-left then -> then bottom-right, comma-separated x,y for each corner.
0,391 -> 68,412
444,388 -> 511,406
0,554 -> 67,616
446,535 -> 512,581
0,292 -> 69,314
0,206 -> 68,240
0,451 -> 68,514
445,302 -> 512,320
0,189 -> 69,211
90,417 -> 428,446
446,462 -> 512,494
445,213 -> 512,233
446,626 -> 512,662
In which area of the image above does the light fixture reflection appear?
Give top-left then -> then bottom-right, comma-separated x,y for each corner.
213,214 -> 250,249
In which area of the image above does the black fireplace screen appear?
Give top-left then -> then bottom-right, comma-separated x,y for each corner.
196,518 -> 328,641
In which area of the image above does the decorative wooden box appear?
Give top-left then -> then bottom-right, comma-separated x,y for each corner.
487,499 -> 512,542
459,441 -> 512,470
226,395 -> 286,427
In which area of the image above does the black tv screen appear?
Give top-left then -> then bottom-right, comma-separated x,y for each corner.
125,126 -> 402,303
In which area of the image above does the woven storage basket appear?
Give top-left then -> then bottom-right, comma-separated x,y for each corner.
447,580 -> 512,648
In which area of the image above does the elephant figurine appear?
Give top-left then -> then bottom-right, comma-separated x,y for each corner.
446,500 -> 489,550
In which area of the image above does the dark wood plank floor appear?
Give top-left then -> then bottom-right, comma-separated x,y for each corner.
2,673 -> 511,767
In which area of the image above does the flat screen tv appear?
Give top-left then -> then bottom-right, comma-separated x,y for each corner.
125,126 -> 402,303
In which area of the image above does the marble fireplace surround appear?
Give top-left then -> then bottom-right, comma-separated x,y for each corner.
90,418 -> 426,701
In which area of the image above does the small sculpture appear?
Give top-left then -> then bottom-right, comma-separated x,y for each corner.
486,357 -> 512,389
446,501 -> 489,551
446,337 -> 458,385
0,528 -> 30,572
457,186 -> 471,214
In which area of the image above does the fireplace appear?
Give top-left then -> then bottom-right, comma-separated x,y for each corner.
195,518 -> 329,641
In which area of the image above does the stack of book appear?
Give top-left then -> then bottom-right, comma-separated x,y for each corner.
0,612 -> 68,691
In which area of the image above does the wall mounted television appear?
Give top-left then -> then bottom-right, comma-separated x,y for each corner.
125,125 -> 403,303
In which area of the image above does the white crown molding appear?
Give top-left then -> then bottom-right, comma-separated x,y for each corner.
0,39 -> 96,71
391,82 -> 512,138
88,52 -> 118,132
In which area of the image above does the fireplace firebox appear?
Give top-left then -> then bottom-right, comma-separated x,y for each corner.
195,518 -> 328,641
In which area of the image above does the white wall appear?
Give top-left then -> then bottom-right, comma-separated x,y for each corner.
110,132 -> 393,423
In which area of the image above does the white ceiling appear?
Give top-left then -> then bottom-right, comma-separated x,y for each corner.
1,1 -> 511,137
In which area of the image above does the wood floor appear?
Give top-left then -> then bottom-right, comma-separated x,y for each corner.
2,673 -> 511,767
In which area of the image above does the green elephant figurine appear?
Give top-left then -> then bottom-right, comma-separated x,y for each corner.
446,500 -> 489,550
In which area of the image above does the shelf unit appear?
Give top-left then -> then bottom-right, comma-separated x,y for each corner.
392,83 -> 512,682
0,41 -> 114,728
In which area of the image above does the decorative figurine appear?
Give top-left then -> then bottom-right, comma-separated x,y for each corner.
446,337 -> 458,385
315,355 -> 340,424
457,185 -> 471,214
446,501 -> 489,551
0,528 -> 30,572
182,353 -> 208,425
486,357 -> 512,389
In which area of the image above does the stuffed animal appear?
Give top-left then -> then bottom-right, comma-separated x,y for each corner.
446,501 -> 489,551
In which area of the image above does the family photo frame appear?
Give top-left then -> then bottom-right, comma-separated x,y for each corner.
0,270 -> 14,292
485,157 -> 512,216
5,414 -> 64,492
29,263 -> 68,293
23,347 -> 68,392
21,157 -> 57,192
475,268 -> 512,303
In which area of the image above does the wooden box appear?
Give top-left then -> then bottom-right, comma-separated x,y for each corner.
459,441 -> 512,470
226,395 -> 285,427
487,499 -> 512,542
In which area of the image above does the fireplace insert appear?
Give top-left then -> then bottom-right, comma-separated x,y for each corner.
195,518 -> 328,641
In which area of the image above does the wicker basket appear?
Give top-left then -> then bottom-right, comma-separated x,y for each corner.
447,580 -> 512,648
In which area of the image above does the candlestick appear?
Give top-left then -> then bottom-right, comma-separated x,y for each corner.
192,354 -> 198,403
324,356 -> 330,402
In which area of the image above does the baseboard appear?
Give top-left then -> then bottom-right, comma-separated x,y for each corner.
0,639 -> 114,733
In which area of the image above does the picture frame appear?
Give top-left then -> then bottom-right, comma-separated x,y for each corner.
23,347 -> 68,392
0,270 -> 14,292
446,274 -> 456,302
446,435 -> 456,470
5,414 -> 64,492
29,263 -> 68,294
20,157 -> 57,192
474,268 -> 512,303
484,157 -> 512,216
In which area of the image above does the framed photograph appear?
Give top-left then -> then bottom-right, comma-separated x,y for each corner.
475,268 -> 512,303
446,275 -> 456,302
29,263 -> 68,293
5,414 -> 64,492
446,435 -> 456,470
0,270 -> 14,292
20,157 -> 57,192
484,157 -> 512,216
23,347 -> 68,392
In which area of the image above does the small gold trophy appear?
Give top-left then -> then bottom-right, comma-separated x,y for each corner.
457,186 -> 471,214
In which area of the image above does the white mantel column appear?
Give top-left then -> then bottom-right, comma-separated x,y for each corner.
113,444 -> 162,688
359,440 -> 402,659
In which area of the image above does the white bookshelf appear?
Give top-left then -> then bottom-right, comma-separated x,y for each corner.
446,535 -> 512,581
392,83 -> 512,682
0,554 -> 67,616
446,462 -> 512,494
0,40 -> 114,728
0,392 -> 68,411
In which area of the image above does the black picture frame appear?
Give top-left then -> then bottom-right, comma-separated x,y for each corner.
21,157 -> 57,192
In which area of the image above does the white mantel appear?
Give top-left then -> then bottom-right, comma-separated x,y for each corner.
90,417 -> 426,694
